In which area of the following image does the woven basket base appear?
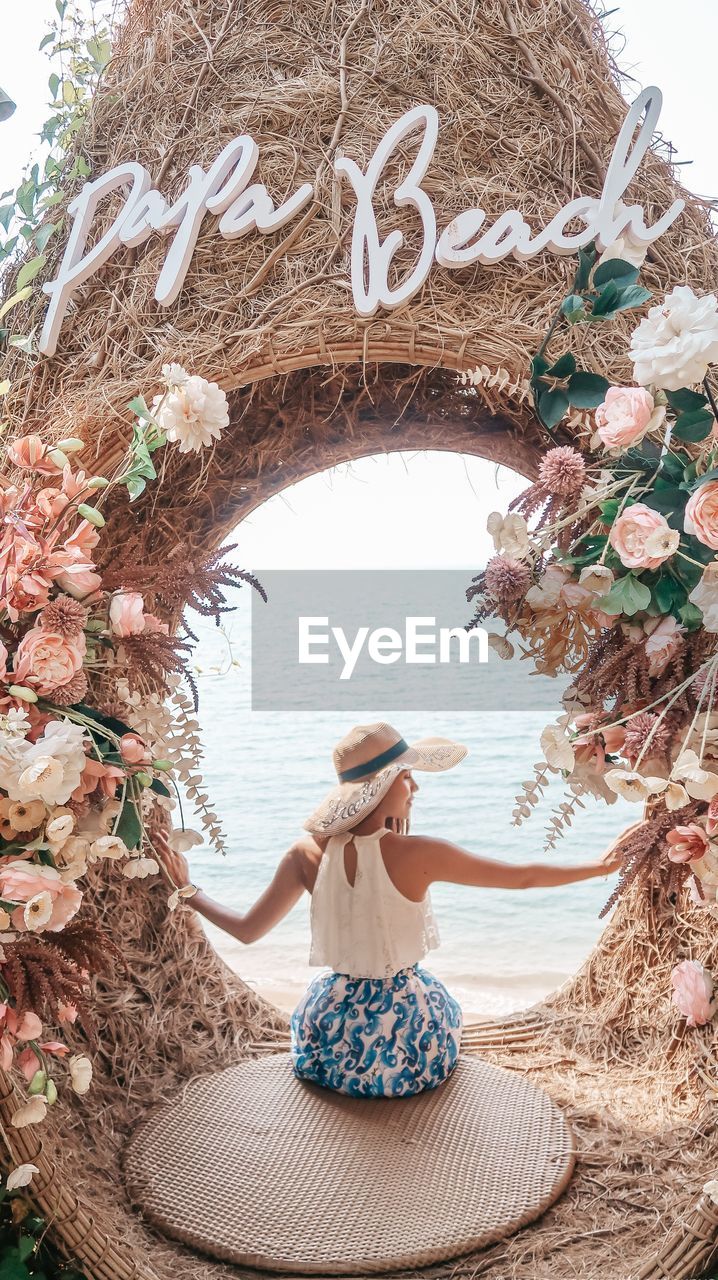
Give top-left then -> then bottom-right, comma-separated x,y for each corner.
121,1053 -> 575,1275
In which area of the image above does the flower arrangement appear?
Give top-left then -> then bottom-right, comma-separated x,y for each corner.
464,241 -> 718,1033
0,364 -> 261,1171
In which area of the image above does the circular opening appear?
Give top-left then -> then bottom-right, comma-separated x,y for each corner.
184,450 -> 633,1019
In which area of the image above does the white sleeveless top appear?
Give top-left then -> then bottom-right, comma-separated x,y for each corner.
309,828 -> 440,979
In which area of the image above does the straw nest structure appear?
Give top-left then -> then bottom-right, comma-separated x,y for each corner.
2,0 -> 718,1277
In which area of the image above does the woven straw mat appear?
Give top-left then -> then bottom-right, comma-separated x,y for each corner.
121,1053 -> 575,1275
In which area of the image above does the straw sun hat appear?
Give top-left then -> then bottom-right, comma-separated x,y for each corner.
303,722 -> 468,837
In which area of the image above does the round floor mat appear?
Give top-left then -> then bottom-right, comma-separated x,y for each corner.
121,1053 -> 575,1275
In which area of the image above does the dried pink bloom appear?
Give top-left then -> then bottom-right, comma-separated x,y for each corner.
537,446 -> 587,498
622,712 -> 672,765
483,555 -> 531,604
39,595 -> 88,638
49,670 -> 89,707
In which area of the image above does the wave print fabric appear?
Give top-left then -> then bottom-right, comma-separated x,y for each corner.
290,964 -> 463,1097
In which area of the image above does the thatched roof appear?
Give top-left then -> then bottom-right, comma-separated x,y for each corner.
1,1 -> 718,1278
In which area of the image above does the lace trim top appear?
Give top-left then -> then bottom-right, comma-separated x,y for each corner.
308,827 -> 440,979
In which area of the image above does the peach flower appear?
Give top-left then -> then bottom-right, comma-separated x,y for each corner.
119,733 -> 151,765
685,481 -> 718,551
16,1046 -> 42,1082
666,823 -> 710,863
595,386 -> 656,451
609,503 -> 676,571
671,959 -> 716,1027
71,756 -> 124,803
0,861 -> 82,933
109,591 -> 145,637
602,724 -> 627,753
644,616 -> 685,677
14,626 -> 86,696
7,436 -> 60,475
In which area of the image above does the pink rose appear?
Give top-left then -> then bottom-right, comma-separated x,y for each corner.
671,959 -> 715,1027
644,616 -> 685,677
109,591 -> 145,637
14,626 -> 86,696
595,386 -> 655,451
54,561 -> 102,601
609,502 -> 675,571
119,733 -> 151,766
685,481 -> 718,551
666,823 -> 710,863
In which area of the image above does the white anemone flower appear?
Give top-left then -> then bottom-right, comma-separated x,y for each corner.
540,723 -> 575,771
122,857 -> 160,879
672,750 -> 718,801
604,769 -> 668,802
24,892 -> 54,932
6,1162 -> 40,1190
10,1095 -> 48,1127
486,511 -> 530,558
68,1053 -> 92,1095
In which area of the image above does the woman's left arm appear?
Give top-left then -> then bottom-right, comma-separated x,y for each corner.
156,833 -> 311,945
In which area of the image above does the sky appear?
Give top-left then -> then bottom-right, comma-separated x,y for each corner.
0,2 -> 716,570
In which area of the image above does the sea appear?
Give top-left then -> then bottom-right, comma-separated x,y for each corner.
177,453 -> 634,1020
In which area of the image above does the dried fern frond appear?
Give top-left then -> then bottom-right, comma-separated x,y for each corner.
103,541 -> 266,625
118,629 -> 198,708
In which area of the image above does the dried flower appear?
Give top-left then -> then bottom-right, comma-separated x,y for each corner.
622,711 -> 671,765
537,446 -> 586,497
483,555 -> 531,604
48,670 -> 89,707
39,595 -> 88,638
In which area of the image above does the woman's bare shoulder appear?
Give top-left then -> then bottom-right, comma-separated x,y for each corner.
289,834 -> 327,887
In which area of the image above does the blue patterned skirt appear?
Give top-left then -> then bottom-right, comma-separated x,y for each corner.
290,963 -> 463,1097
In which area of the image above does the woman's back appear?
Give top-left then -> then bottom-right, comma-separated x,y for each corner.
308,828 -> 440,979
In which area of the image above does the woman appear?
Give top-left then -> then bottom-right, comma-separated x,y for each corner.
160,721 -> 629,1099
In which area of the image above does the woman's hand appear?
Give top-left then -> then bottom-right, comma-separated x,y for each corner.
599,820 -> 645,874
154,831 -> 193,887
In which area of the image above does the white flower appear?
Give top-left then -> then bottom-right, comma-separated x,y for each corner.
0,707 -> 30,738
68,1053 -> 92,1095
46,814 -> 74,845
88,835 -> 128,863
665,781 -> 690,811
604,769 -> 668,802
643,526 -> 680,560
486,511 -> 530,558
24,892 -> 54,932
672,750 -> 718,801
151,374 -> 229,454
169,828 -> 204,854
0,720 -> 88,805
578,565 -> 614,595
540,723 -> 575,771
629,285 -> 718,391
122,856 -> 160,879
598,233 -> 647,270
168,884 -> 200,912
525,565 -> 571,610
161,362 -> 189,388
689,562 -> 718,632
692,847 -> 718,889
11,1095 -> 47,1127
6,1162 -> 39,1190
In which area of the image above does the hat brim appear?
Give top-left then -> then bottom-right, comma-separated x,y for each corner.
303,737 -> 467,837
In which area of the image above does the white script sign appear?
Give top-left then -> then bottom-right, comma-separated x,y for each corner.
39,85 -> 683,356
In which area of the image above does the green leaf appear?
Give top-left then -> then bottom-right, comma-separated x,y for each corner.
0,205 -> 13,233
642,486 -> 685,515
591,280 -> 620,317
666,388 -> 708,413
73,703 -> 134,741
575,243 -> 597,292
566,371 -> 610,409
688,468 -> 718,490
8,333 -> 35,354
593,258 -> 640,287
33,222 -> 56,253
39,31 -> 55,51
546,352 -> 576,378
115,797 -> 142,850
610,284 -> 652,313
0,1245 -> 32,1279
150,777 -> 171,798
537,386 -> 569,429
48,72 -> 60,100
0,287 -> 32,322
659,451 -> 691,481
653,576 -> 683,614
599,498 -> 621,524
560,294 -> 585,322
596,573 -> 652,617
16,255 -> 46,291
15,180 -> 36,221
679,601 -> 704,630
672,408 -> 715,443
